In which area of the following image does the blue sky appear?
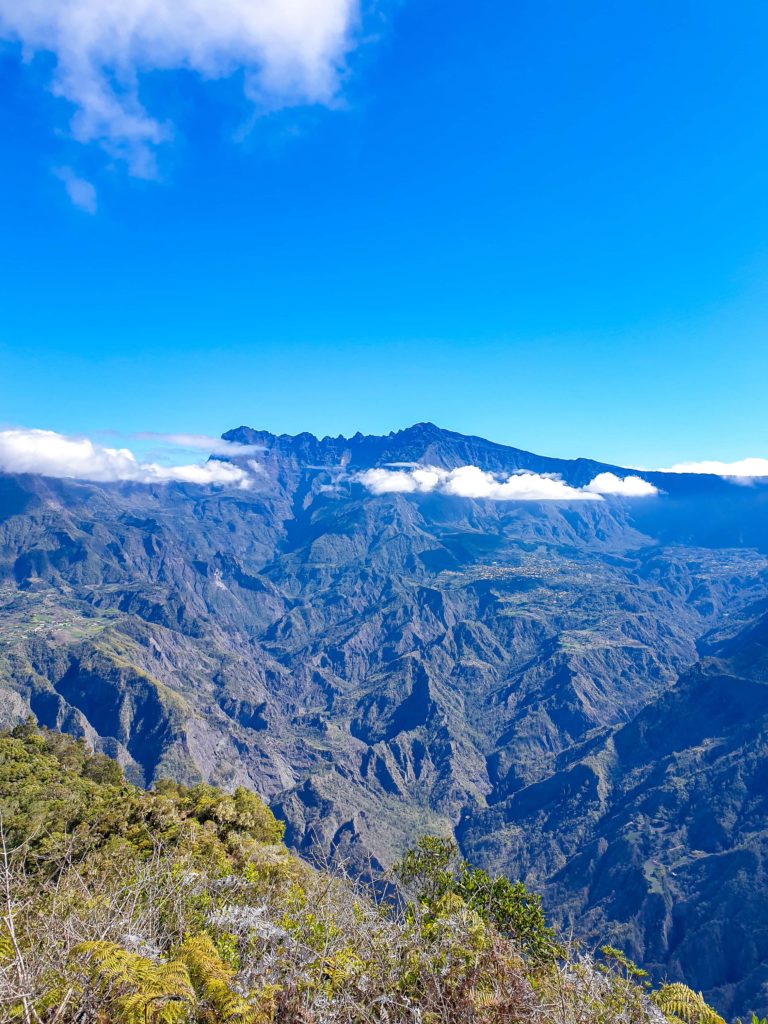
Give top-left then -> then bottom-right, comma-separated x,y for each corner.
1,0 -> 768,468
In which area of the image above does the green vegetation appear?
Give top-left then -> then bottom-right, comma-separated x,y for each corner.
0,723 -> 728,1023
394,835 -> 560,962
652,983 -> 726,1024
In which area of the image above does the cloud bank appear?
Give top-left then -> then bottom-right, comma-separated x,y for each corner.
0,428 -> 252,487
661,458 -> 768,478
357,465 -> 659,501
0,0 -> 360,175
0,432 -> 662,499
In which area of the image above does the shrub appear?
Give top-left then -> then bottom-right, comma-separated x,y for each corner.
0,724 -> 737,1024
394,834 -> 560,962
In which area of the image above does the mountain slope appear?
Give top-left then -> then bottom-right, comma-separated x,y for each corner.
459,606 -> 768,1017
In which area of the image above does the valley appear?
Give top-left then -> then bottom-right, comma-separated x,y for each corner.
2,423 -> 768,1016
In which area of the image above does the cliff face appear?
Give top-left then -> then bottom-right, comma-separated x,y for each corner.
458,607 -> 768,1018
1,424 -> 768,1014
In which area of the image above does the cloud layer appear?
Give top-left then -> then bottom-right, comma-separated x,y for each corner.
0,0 -> 359,175
0,428 -> 252,487
661,458 -> 768,478
0,431 -> 663,499
357,465 -> 659,501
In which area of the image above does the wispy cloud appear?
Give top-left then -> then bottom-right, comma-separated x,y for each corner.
0,0 -> 361,176
54,165 -> 97,212
357,465 -> 659,501
134,432 -> 263,456
0,428 -> 253,487
660,458 -> 768,478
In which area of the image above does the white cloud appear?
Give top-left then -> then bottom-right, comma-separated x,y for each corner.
357,465 -> 659,501
360,468 -> 419,494
661,458 -> 768,478
0,428 -> 253,487
585,472 -> 659,497
359,467 -> 443,494
440,466 -> 600,501
54,165 -> 97,212
0,0 -> 360,175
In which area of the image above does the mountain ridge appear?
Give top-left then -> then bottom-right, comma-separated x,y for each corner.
222,421 -> 656,478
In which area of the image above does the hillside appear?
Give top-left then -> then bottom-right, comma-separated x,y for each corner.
0,722 -> 722,1023
1,423 -> 768,1015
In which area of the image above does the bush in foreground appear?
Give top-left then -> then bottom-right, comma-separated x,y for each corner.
0,723 -> 727,1023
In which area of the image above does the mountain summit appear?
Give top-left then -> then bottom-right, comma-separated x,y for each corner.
221,421 -> 639,480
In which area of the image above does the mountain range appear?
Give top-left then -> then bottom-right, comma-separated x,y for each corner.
2,422 -> 768,1017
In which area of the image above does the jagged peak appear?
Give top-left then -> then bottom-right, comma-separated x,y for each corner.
223,422 -> 450,446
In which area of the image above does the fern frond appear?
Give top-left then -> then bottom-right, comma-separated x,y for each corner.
180,933 -> 272,1023
653,982 -> 726,1024
0,930 -> 14,963
75,939 -> 195,1023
